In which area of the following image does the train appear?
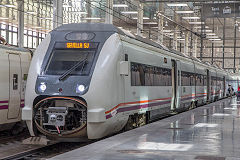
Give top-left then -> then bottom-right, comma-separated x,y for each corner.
22,23 -> 238,140
0,44 -> 31,132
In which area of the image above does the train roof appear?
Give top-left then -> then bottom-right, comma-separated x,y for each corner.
0,44 -> 30,52
54,23 -> 226,71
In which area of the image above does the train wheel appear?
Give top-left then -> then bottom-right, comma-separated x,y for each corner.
124,113 -> 147,131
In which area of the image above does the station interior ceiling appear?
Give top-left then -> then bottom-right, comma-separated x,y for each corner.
0,0 -> 239,72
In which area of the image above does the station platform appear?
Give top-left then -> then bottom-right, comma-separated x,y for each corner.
50,98 -> 240,160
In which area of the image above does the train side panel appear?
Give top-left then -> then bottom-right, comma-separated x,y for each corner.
22,34 -> 51,136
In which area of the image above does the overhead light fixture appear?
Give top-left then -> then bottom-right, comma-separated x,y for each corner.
83,17 -> 101,20
194,26 -> 209,29
177,38 -> 185,41
45,17 -> 53,20
207,36 -> 219,39
79,11 -> 87,14
121,11 -> 138,14
5,4 -> 16,8
206,33 -> 216,35
165,21 -> 168,26
176,11 -> 194,14
209,39 -> 221,41
132,17 -> 149,20
32,26 -> 42,29
167,3 -> 188,7
113,4 -> 128,8
0,17 -> 9,20
182,17 -> 200,20
26,11 -> 36,15
166,33 -> 174,35
189,21 -> 205,24
198,29 -> 212,33
143,22 -> 157,25
63,2 -> 71,7
163,30 -> 172,32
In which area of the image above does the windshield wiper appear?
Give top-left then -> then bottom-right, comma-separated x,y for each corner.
59,58 -> 88,81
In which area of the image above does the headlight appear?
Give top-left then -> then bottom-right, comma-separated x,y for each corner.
76,84 -> 85,93
39,82 -> 47,92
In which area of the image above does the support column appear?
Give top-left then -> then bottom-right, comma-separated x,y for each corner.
211,43 -> 214,64
173,26 -> 178,50
105,0 -> 113,24
157,4 -> 164,44
157,16 -> 164,44
222,18 -> 226,69
53,0 -> 63,29
184,32 -> 189,55
17,0 -> 24,48
233,18 -> 237,73
193,36 -> 198,58
137,3 -> 143,36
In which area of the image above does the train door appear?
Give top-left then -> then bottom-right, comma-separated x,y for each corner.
206,69 -> 210,101
171,60 -> 179,110
8,54 -> 21,119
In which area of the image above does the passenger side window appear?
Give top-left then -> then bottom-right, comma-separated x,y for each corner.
131,62 -> 172,86
13,74 -> 18,90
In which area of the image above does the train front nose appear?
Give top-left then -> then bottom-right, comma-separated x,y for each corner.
33,97 -> 87,138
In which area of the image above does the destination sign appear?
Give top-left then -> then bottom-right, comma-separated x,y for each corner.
55,42 -> 98,49
66,42 -> 90,49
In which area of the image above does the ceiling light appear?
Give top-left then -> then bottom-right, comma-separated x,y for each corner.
132,17 -> 149,20
63,3 -> 71,7
176,11 -> 194,14
113,4 -> 128,8
83,17 -> 101,20
165,21 -> 168,26
189,21 -> 205,25
0,17 -> 9,20
32,26 -> 42,29
207,36 -> 219,39
177,39 -> 185,41
167,3 -> 188,7
194,26 -> 209,29
26,11 -> 36,15
5,4 -> 16,8
209,39 -> 221,41
163,30 -> 172,32
144,22 -> 157,25
206,33 -> 216,35
182,17 -> 200,20
198,29 -> 212,32
121,11 -> 138,14
78,11 -> 87,14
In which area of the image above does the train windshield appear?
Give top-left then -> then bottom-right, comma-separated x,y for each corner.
45,50 -> 95,75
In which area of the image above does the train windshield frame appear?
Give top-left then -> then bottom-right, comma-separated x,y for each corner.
44,49 -> 96,76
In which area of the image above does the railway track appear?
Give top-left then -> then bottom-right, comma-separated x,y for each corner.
1,141 -> 94,160
0,130 -> 29,145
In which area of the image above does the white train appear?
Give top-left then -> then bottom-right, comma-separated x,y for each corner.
22,23 -> 238,140
0,44 -> 31,131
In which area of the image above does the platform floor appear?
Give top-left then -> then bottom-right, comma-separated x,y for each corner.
50,98 -> 240,160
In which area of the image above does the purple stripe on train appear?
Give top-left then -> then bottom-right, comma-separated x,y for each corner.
0,100 -> 8,103
0,105 -> 8,109
106,100 -> 171,119
106,94 -> 208,119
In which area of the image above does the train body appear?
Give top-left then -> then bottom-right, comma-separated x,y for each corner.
0,45 -> 31,131
22,23 -> 238,140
